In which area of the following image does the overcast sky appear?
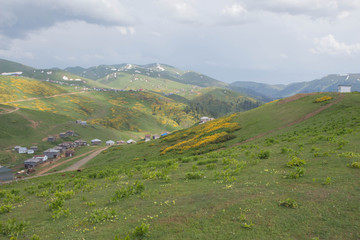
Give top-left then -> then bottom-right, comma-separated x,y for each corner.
0,0 -> 359,84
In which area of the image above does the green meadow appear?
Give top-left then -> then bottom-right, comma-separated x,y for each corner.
0,92 -> 359,239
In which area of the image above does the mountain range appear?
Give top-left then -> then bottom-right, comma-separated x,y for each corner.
1,58 -> 359,101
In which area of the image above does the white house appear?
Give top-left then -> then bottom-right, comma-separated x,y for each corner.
338,85 -> 352,93
127,139 -> 136,144
27,149 -> 34,154
91,139 -> 102,145
200,116 -> 214,124
18,147 -> 27,154
106,140 -> 115,146
34,155 -> 48,162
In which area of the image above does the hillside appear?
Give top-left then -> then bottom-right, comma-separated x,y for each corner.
1,92 -> 359,239
0,76 -> 260,167
0,59 -> 34,74
230,73 -> 360,99
65,63 -> 228,89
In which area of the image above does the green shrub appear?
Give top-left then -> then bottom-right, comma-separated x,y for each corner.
52,208 -> 70,219
111,181 -> 145,202
132,222 -> 150,239
206,163 -> 217,170
0,218 -> 28,238
48,198 -> 64,211
86,207 -> 117,224
286,157 -> 307,167
0,204 -> 13,214
279,198 -> 298,208
351,162 -> 360,168
284,167 -> 305,179
258,150 -> 270,159
322,177 -> 332,185
185,172 -> 204,180
197,159 -> 218,165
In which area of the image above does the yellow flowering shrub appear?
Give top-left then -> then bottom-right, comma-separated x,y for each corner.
161,114 -> 240,154
314,96 -> 332,103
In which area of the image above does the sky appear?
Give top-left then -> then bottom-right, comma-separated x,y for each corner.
0,0 -> 360,84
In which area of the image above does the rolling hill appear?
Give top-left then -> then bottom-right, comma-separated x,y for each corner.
0,74 -> 261,167
230,73 -> 360,99
0,92 -> 359,239
65,63 -> 227,89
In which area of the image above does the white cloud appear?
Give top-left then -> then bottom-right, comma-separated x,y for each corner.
222,4 -> 247,17
243,0 -> 360,19
157,0 -> 200,24
311,34 -> 360,55
116,27 -> 136,36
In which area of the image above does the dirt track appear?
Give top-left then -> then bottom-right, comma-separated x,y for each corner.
0,106 -> 19,114
0,91 -> 86,104
35,147 -> 105,175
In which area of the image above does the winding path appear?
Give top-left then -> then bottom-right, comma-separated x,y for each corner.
0,106 -> 19,114
0,91 -> 86,104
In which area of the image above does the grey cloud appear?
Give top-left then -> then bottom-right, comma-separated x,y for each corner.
0,0 -> 134,38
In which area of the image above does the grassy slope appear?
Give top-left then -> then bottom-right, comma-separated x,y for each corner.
0,92 -> 359,239
97,72 -> 203,97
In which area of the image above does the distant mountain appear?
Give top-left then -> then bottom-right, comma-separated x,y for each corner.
230,73 -> 360,99
65,63 -> 227,88
0,59 -> 34,73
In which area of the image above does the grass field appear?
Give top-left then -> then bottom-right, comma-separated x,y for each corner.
0,92 -> 359,239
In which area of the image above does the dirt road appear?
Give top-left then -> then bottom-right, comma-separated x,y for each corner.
0,106 -> 19,114
35,147 -> 103,175
61,146 -> 108,172
0,91 -> 86,104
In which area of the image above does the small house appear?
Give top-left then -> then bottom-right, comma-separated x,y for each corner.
106,140 -> 115,146
160,133 -> 168,137
127,139 -> 136,144
30,146 -> 38,152
0,166 -> 13,181
66,130 -> 75,136
338,85 -> 352,93
47,136 -> 56,142
117,140 -> 125,145
145,134 -> 151,142
34,155 -> 48,162
43,149 -> 60,159
24,158 -> 41,169
74,139 -> 87,147
91,139 -> 102,145
27,149 -> 34,154
65,150 -> 75,157
18,147 -> 27,154
152,135 -> 160,140
59,132 -> 67,138
80,121 -> 87,126
52,146 -> 64,153
200,116 -> 214,124
59,142 -> 76,150
13,146 -> 21,151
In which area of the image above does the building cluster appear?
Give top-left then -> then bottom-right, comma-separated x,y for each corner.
23,139 -> 88,169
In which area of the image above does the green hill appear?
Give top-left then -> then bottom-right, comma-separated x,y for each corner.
65,63 -> 228,89
230,73 -> 360,99
1,92 -> 359,239
0,59 -> 34,73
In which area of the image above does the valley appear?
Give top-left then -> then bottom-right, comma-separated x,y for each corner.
0,59 -> 359,240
